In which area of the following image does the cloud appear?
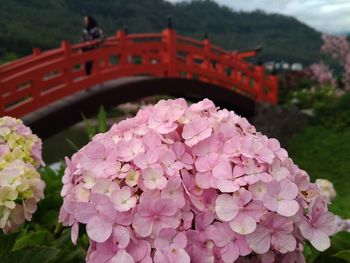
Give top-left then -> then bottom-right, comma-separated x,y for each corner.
166,0 -> 350,33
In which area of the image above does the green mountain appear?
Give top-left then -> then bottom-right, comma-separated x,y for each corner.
0,0 -> 324,65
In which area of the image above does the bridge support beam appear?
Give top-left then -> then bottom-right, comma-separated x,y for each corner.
162,29 -> 177,77
61,40 -> 72,88
254,65 -> 265,101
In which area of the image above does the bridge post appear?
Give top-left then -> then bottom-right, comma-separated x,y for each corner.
203,38 -> 211,71
186,54 -> 193,79
268,75 -> 279,104
162,28 -> 177,77
31,48 -> 44,102
254,65 -> 266,102
61,40 -> 72,88
216,62 -> 224,75
117,30 -> 128,66
32,48 -> 41,56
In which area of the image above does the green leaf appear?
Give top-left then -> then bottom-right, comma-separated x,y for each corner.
13,230 -> 53,251
331,232 -> 350,252
53,229 -> 86,263
54,246 -> 85,263
303,243 -> 320,263
81,113 -> 96,140
303,232 -> 350,263
0,233 -> 18,258
33,167 -> 63,229
36,210 -> 59,228
39,166 -> 63,193
97,105 -> 107,133
334,250 -> 350,262
65,138 -> 79,151
2,246 -> 60,263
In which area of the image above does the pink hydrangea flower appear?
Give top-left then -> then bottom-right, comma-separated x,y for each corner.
148,98 -> 186,134
111,186 -> 137,212
195,153 -> 240,192
132,197 -> 180,238
161,177 -> 186,208
233,158 -> 272,185
263,179 -> 300,217
160,149 -> 183,176
246,212 -> 296,254
205,222 -> 251,262
59,99 -> 335,262
299,198 -> 337,251
75,193 -> 116,242
108,250 -> 135,263
182,117 -> 212,146
115,138 -> 145,162
142,165 -> 167,190
154,228 -> 190,263
215,188 -> 266,235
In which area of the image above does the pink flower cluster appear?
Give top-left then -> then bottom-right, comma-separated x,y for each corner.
0,116 -> 45,233
59,98 -> 336,263
321,34 -> 350,90
307,62 -> 335,87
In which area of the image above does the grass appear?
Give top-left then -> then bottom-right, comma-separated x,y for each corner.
288,125 -> 350,218
286,94 -> 350,262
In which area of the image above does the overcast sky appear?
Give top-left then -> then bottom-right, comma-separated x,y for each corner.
167,0 -> 350,33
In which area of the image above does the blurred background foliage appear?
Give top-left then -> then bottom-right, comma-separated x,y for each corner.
0,0 -> 325,65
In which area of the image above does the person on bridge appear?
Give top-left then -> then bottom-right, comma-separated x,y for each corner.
82,16 -> 105,75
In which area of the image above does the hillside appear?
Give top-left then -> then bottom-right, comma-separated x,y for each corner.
0,0 -> 323,65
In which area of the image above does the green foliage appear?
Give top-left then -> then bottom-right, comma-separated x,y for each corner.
288,125 -> 350,218
2,245 -> 59,263
303,244 -> 320,263
65,138 -> 79,151
0,52 -> 18,64
314,92 -> 350,131
13,230 -> 53,251
0,166 -> 86,263
97,106 -> 108,133
82,105 -> 109,139
334,250 -> 350,262
0,233 -> 18,258
286,84 -> 336,110
331,232 -> 350,256
303,232 -> 350,263
32,166 -> 64,228
278,74 -> 314,105
0,0 -> 323,65
81,113 -> 96,140
288,91 -> 350,262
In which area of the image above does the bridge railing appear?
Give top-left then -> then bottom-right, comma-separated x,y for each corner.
0,28 -> 278,118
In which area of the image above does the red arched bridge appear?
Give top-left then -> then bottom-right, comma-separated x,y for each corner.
0,28 -> 278,138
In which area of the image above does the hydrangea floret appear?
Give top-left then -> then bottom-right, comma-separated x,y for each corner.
0,116 -> 45,233
59,98 -> 336,263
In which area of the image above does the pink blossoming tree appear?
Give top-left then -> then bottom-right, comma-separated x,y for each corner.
303,34 -> 350,91
307,61 -> 336,87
